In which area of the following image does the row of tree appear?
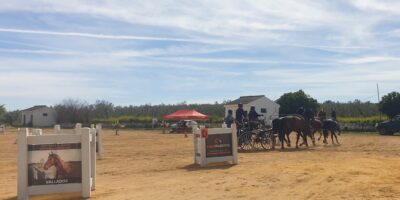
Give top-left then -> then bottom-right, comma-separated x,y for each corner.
276,90 -> 400,118
276,90 -> 382,117
1,90 -> 400,125
53,99 -> 224,124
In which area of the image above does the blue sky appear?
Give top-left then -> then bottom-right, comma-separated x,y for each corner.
1,0 -> 400,110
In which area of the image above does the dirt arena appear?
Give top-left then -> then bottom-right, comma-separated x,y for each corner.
1,128 -> 400,200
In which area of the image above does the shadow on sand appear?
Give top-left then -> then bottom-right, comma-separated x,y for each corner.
181,162 -> 235,172
277,147 -> 317,153
8,193 -> 86,200
238,149 -> 275,154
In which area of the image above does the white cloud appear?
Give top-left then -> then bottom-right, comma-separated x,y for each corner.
0,28 -> 236,45
0,71 -> 116,99
0,0 -> 400,109
351,0 -> 400,14
341,56 -> 400,64
0,1 -> 365,44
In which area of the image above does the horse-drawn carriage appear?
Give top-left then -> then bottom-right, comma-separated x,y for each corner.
237,115 -> 341,151
237,119 -> 276,151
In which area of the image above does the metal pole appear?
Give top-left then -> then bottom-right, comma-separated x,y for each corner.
377,83 -> 382,120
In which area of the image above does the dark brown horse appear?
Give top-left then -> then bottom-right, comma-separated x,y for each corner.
310,118 -> 322,145
43,152 -> 75,179
279,115 -> 312,149
322,119 -> 341,145
272,117 -> 291,147
299,118 -> 322,147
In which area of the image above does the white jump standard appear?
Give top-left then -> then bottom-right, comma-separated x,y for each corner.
193,126 -> 238,167
17,128 -> 96,199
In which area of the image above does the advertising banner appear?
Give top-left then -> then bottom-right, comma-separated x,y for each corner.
27,143 -> 82,186
205,133 -> 233,157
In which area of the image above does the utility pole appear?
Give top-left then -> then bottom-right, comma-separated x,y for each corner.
377,83 -> 382,120
377,83 -> 380,103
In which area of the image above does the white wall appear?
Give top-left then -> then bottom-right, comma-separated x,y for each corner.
22,107 -> 56,127
251,96 -> 280,123
224,97 -> 280,125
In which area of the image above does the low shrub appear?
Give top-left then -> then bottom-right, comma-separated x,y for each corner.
337,115 -> 388,124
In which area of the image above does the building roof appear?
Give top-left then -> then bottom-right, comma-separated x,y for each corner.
225,95 -> 265,105
22,105 -> 48,111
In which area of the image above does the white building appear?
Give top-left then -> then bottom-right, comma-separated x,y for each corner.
21,105 -> 57,127
224,95 -> 280,125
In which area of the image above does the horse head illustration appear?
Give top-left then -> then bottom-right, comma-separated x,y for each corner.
43,152 -> 70,178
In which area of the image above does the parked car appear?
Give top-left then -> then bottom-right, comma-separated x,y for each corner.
375,115 -> 400,135
169,120 -> 198,133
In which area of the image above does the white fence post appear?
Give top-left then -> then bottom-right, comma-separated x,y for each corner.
78,128 -> 91,198
75,123 -> 82,129
96,124 -> 103,160
17,128 -> 29,200
32,129 -> 43,136
0,125 -> 6,135
200,133 -> 207,167
54,125 -> 61,134
193,127 -> 197,164
89,128 -> 97,191
73,123 -> 82,134
231,124 -> 238,164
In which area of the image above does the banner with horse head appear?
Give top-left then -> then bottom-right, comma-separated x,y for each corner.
28,143 -> 82,186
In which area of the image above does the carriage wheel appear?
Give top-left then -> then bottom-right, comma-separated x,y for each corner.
260,132 -> 273,150
251,132 -> 263,150
239,132 -> 253,151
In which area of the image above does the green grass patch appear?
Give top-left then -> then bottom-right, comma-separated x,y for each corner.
337,115 -> 388,124
92,115 -> 153,124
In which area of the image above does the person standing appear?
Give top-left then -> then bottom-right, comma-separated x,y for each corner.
304,108 -> 314,122
331,109 -> 337,121
113,120 -> 121,135
224,109 -> 234,128
318,108 -> 327,121
235,103 -> 245,135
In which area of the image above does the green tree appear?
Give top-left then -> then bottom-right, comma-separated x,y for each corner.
2,110 -> 20,125
276,90 -> 319,114
0,105 -> 6,123
379,91 -> 400,118
92,100 -> 114,119
55,98 -> 91,123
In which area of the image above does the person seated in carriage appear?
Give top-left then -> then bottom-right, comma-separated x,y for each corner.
243,110 -> 249,129
248,106 -> 262,130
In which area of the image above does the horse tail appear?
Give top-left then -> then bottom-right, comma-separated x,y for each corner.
278,118 -> 285,142
336,121 -> 341,135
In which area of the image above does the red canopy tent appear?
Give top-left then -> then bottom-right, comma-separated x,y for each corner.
163,109 -> 208,120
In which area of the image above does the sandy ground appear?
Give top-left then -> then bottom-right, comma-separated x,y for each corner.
1,128 -> 400,200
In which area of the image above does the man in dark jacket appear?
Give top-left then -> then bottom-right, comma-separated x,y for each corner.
331,109 -> 337,121
318,108 -> 327,121
297,107 -> 305,116
304,108 -> 314,121
248,106 -> 262,130
235,104 -> 245,135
